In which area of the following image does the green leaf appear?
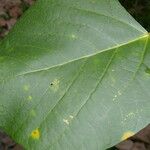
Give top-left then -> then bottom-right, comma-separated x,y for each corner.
0,0 -> 150,149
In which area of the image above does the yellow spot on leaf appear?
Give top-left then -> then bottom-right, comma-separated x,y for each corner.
63,119 -> 69,125
127,112 -> 134,117
28,96 -> 32,101
118,91 -> 122,96
50,79 -> 60,92
113,98 -> 115,101
70,34 -> 77,40
31,129 -> 40,140
23,85 -> 30,91
69,115 -> 74,119
121,131 -> 135,141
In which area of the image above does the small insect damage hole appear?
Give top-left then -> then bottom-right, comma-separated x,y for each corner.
50,79 -> 60,92
50,83 -> 54,86
31,128 -> 40,140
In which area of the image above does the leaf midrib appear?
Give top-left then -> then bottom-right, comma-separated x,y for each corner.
17,34 -> 149,77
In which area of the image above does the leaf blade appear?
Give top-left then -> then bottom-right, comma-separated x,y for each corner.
0,0 -> 150,150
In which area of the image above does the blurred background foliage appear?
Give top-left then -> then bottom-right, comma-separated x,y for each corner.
119,0 -> 150,31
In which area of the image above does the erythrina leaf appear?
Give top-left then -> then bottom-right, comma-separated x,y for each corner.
0,0 -> 150,149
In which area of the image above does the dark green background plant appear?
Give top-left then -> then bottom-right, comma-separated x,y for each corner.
119,0 -> 150,31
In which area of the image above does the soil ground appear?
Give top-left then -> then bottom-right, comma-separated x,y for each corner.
0,0 -> 35,38
0,0 -> 150,150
